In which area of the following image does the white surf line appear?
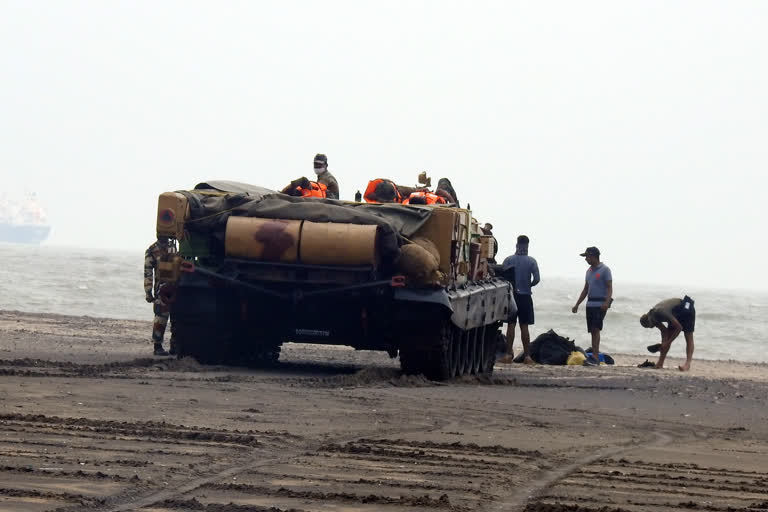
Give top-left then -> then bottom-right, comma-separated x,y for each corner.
486,430 -> 675,512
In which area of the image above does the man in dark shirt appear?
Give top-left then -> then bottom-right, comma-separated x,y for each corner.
499,235 -> 539,364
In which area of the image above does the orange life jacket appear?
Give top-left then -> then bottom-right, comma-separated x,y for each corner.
363,179 -> 401,203
402,191 -> 446,205
296,181 -> 327,198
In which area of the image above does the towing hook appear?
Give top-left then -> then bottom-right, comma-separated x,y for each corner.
158,283 -> 178,305
390,275 -> 406,288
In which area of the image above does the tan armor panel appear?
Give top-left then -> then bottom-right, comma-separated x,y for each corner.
478,235 -> 495,260
412,207 -> 457,276
412,207 -> 472,285
156,192 -> 190,239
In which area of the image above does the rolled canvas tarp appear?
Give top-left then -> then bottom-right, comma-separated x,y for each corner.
225,217 -> 301,262
179,181 -> 436,267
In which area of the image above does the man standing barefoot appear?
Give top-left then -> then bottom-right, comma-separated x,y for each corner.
572,247 -> 613,366
499,235 -> 539,364
640,296 -> 696,371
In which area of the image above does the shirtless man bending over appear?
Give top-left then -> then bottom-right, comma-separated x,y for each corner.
640,296 -> 696,371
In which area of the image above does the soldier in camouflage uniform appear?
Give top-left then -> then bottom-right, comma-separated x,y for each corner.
313,153 -> 340,199
144,237 -> 178,356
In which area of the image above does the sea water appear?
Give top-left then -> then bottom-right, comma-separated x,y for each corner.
1,243 -> 766,363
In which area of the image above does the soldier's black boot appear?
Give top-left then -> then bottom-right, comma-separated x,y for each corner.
153,343 -> 169,356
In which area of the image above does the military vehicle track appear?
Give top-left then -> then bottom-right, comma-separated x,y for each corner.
529,455 -> 768,511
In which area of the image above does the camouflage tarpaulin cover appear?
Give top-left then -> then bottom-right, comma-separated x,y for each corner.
180,181 -> 435,265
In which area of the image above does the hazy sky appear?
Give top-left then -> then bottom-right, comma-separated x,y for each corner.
2,1 -> 767,291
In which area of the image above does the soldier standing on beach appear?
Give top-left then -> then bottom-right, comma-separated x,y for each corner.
572,246 -> 613,366
640,296 -> 696,371
144,236 -> 178,356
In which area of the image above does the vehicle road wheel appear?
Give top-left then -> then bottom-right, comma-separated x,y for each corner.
473,327 -> 485,374
465,329 -> 477,375
230,329 -> 282,367
448,327 -> 461,378
480,328 -> 501,375
400,320 -> 452,381
457,329 -> 469,376
423,322 -> 452,381
174,320 -> 224,364
399,348 -> 421,376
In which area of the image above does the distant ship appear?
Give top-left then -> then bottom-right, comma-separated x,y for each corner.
0,193 -> 51,244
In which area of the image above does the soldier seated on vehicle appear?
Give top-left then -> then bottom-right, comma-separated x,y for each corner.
480,222 -> 499,264
312,153 -> 339,199
402,191 -> 447,205
404,194 -> 427,205
435,177 -> 459,206
363,179 -> 402,203
364,179 -> 439,204
364,176 -> 459,205
281,177 -> 329,198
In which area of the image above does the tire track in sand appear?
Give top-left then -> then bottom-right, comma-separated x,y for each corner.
485,430 -> 675,512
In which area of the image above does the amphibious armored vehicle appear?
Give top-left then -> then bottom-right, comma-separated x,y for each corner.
154,180 -> 512,380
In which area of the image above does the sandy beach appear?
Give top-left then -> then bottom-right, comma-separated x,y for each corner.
0,309 -> 766,512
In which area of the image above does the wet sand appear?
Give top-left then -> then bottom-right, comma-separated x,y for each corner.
0,309 -> 766,512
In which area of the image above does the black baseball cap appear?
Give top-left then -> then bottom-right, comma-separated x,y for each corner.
579,246 -> 600,257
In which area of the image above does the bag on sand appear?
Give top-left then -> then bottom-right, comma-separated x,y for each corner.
514,329 -> 581,365
566,351 -> 586,365
585,348 -> 615,365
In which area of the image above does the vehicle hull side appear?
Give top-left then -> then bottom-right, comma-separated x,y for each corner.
172,271 -> 510,355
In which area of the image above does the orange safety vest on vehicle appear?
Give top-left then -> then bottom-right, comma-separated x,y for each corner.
363,179 -> 401,203
296,181 -> 328,198
402,191 -> 447,205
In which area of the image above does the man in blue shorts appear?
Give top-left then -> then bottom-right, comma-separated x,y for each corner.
499,235 -> 539,364
572,246 -> 612,366
640,296 -> 696,371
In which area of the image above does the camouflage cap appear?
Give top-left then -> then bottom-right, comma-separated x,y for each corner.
313,153 -> 327,166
